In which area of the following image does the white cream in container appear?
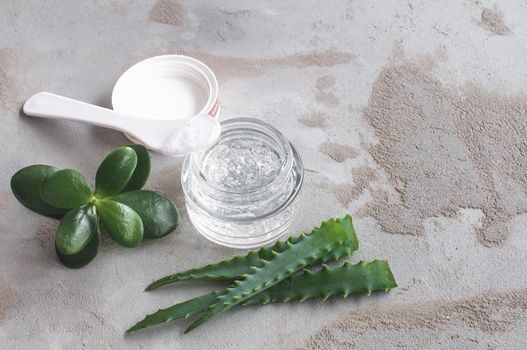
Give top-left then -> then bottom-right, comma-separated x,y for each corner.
112,55 -> 221,154
23,55 -> 221,155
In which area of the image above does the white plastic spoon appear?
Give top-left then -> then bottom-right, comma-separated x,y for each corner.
23,92 -> 222,156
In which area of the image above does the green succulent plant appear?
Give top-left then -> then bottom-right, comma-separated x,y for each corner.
11,145 -> 179,268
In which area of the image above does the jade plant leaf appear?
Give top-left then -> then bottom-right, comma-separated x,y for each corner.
56,227 -> 100,269
11,145 -> 178,268
111,190 -> 179,239
95,146 -> 137,198
10,165 -> 67,217
122,144 -> 151,192
96,199 -> 144,247
40,169 -> 93,209
55,205 -> 98,255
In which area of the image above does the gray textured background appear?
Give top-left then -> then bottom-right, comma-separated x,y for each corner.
1,1 -> 527,349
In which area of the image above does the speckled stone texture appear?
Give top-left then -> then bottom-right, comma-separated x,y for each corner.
1,1 -> 527,349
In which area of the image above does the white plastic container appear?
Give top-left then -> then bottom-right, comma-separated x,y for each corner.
24,55 -> 222,156
111,55 -> 220,144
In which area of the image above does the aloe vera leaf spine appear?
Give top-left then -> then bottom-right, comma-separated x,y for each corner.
185,221 -> 350,332
244,260 -> 397,305
145,215 -> 358,291
127,260 -> 396,333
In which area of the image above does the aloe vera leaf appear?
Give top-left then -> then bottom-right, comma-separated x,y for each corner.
244,260 -> 397,305
126,292 -> 219,333
145,215 -> 358,291
185,223 -> 350,332
121,145 -> 151,192
126,260 -> 396,333
95,146 -> 137,198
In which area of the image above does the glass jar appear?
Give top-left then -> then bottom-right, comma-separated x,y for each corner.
181,117 -> 304,248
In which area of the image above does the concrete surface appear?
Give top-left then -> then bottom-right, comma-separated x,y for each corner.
1,1 -> 527,349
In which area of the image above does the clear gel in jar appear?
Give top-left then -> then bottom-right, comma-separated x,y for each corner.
181,117 -> 304,248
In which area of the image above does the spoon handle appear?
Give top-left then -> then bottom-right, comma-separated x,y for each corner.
23,92 -> 144,137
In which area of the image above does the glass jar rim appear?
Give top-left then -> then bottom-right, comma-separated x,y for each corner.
183,144 -> 304,223
188,117 -> 294,196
